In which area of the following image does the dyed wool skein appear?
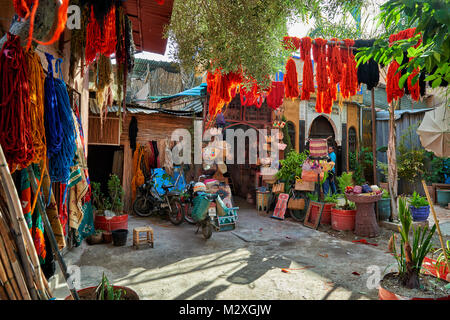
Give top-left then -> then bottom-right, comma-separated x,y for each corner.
49,78 -> 77,183
0,33 -> 35,172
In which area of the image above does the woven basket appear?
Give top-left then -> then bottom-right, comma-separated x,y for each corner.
288,198 -> 305,210
295,180 -> 315,191
272,183 -> 285,194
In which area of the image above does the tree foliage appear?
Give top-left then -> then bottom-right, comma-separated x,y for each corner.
355,0 -> 450,95
166,0 -> 363,90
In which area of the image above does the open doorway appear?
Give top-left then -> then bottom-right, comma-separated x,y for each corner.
87,145 -> 124,194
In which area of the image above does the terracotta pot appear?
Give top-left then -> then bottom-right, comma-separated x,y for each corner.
378,272 -> 450,300
320,203 -> 336,224
65,286 -> 139,300
331,208 -> 356,231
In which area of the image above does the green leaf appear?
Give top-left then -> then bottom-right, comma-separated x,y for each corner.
399,73 -> 409,89
432,78 -> 442,88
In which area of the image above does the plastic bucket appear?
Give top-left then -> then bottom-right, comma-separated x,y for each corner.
94,214 -> 128,232
378,198 -> 391,221
436,189 -> 450,206
331,208 -> 356,231
112,229 -> 128,246
410,205 -> 430,221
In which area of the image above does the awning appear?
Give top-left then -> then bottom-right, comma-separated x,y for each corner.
152,83 -> 207,103
376,108 -> 434,121
124,0 -> 174,55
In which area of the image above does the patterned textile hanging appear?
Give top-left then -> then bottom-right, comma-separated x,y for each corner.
0,33 -> 34,172
20,165 -> 46,262
300,37 -> 315,101
25,49 -> 46,164
266,81 -> 284,110
283,58 -> 299,100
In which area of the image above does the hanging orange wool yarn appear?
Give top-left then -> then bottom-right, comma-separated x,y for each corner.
312,38 -> 328,113
85,4 -> 117,65
386,28 -> 420,104
300,37 -> 314,101
340,39 -> 358,100
284,58 -> 299,100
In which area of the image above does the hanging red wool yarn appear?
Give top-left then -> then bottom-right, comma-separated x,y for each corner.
312,38 -> 328,113
283,36 -> 301,51
0,33 -> 35,172
300,37 -> 314,101
266,81 -> 284,110
284,58 -> 299,100
386,28 -> 420,104
340,39 -> 358,99
85,4 -> 117,65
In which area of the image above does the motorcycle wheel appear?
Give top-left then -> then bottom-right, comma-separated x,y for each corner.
202,221 -> 213,239
183,203 -> 196,224
133,197 -> 154,217
168,199 -> 184,225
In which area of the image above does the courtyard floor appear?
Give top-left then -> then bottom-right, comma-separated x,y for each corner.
51,198 -> 449,300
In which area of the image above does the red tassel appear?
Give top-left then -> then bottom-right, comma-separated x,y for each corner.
300,37 -> 314,100
284,58 -> 299,100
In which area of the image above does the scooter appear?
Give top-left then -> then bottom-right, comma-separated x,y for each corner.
192,192 -> 219,239
133,172 -> 184,225
181,175 -> 211,225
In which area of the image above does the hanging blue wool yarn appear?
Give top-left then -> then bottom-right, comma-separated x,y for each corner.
47,56 -> 77,183
44,53 -> 63,157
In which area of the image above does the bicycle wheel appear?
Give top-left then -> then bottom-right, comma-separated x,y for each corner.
168,199 -> 184,225
288,192 -> 309,222
133,197 -> 154,217
183,203 -> 196,224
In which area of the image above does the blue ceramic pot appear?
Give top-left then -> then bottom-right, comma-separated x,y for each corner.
410,205 -> 430,221
378,198 -> 391,221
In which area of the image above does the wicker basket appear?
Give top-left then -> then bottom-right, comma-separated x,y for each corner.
272,183 -> 285,194
295,180 -> 315,191
288,198 -> 305,210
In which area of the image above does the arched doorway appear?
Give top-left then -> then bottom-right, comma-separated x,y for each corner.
309,115 -> 336,141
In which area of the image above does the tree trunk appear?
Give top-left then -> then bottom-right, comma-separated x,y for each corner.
387,99 -> 398,220
0,0 -> 57,49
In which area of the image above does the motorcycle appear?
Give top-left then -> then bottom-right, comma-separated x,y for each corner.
132,172 -> 184,225
192,192 -> 219,239
180,175 -> 211,225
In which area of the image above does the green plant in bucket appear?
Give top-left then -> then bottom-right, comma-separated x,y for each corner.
95,273 -> 126,300
390,197 -> 436,289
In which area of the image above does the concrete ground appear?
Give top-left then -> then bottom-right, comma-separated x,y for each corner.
50,198 -> 406,300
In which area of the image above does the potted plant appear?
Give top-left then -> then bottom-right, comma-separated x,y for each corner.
275,150 -> 309,193
321,192 -> 339,225
378,189 -> 391,221
331,172 -> 357,231
423,240 -> 450,281
379,197 -> 449,300
408,191 -> 430,222
86,230 -> 104,245
377,161 -> 389,191
426,155 -> 450,207
94,174 -> 128,232
65,273 -> 139,300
